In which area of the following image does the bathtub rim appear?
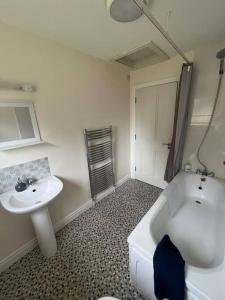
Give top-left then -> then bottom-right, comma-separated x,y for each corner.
128,171 -> 225,300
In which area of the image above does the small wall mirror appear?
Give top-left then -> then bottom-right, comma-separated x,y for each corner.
0,102 -> 42,150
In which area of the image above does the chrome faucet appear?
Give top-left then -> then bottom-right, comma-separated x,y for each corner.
21,175 -> 35,186
15,176 -> 36,192
196,168 -> 215,177
27,177 -> 35,186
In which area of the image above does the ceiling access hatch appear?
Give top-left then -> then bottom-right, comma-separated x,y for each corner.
115,41 -> 169,69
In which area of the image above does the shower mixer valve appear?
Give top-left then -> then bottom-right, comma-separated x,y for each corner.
196,168 -> 215,177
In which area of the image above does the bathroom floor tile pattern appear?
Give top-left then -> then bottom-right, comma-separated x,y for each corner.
0,179 -> 162,300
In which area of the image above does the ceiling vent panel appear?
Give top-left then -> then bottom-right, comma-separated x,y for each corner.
115,41 -> 169,69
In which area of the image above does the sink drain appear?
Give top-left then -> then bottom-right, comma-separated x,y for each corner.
195,200 -> 202,204
32,189 -> 36,192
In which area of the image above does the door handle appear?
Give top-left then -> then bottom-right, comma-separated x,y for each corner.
162,143 -> 172,150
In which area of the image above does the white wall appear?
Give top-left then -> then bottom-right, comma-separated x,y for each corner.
0,22 -> 130,261
183,40 -> 225,178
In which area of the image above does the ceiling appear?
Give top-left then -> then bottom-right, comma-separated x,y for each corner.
0,0 -> 224,61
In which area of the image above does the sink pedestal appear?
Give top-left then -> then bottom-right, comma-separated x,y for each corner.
31,207 -> 57,257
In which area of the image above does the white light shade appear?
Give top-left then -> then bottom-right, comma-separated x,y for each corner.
106,0 -> 144,22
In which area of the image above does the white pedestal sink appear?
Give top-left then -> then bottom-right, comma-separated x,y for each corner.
0,176 -> 63,257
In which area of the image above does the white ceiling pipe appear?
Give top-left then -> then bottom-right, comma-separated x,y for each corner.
133,0 -> 191,63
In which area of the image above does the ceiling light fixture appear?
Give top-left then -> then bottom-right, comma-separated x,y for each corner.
106,0 -> 147,23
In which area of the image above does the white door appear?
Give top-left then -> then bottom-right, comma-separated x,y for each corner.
135,81 -> 177,188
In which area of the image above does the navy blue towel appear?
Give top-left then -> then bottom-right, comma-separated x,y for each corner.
153,235 -> 185,300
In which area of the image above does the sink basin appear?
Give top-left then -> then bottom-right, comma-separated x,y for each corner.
0,176 -> 63,214
0,176 -> 63,257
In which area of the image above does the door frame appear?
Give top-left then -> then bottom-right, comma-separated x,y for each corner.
130,77 -> 178,180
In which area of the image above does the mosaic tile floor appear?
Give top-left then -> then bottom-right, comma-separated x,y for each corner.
0,179 -> 162,300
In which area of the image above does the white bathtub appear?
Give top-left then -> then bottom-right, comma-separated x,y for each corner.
128,172 -> 225,300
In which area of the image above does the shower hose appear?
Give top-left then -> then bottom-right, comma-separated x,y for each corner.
196,72 -> 224,172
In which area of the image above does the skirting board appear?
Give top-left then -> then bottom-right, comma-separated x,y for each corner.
95,174 -> 131,203
53,199 -> 93,233
0,174 -> 130,273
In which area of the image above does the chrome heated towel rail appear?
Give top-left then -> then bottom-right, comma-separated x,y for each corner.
84,126 -> 115,201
